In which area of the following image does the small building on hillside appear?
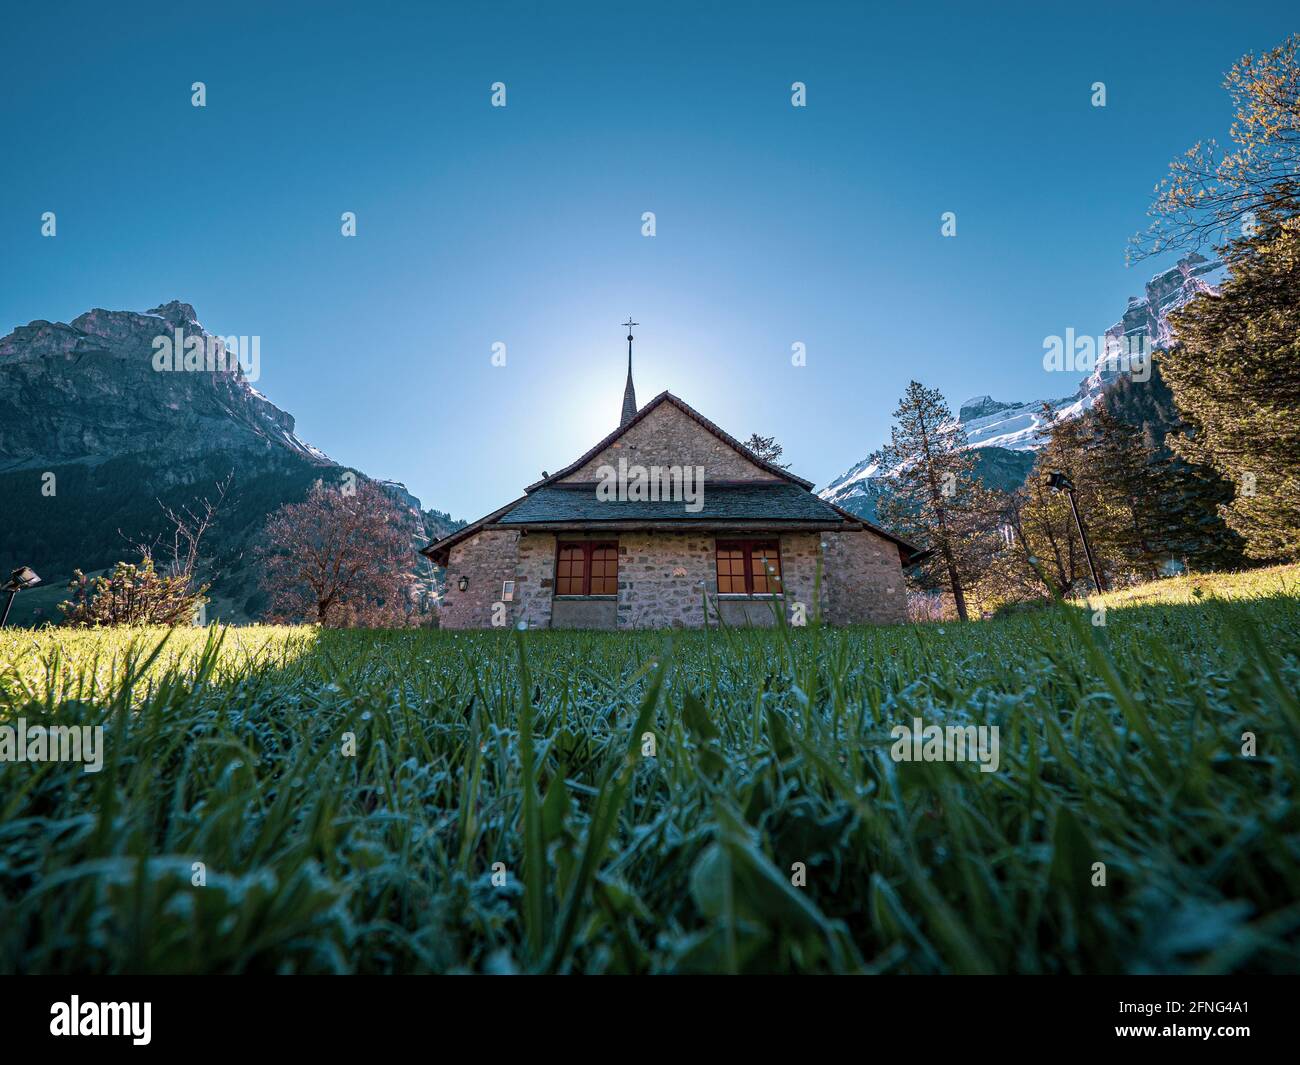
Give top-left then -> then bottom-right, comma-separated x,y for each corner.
423,332 -> 922,629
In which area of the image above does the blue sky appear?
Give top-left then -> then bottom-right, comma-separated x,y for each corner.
2,1 -> 1294,520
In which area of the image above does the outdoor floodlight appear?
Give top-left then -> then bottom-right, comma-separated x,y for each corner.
0,566 -> 42,628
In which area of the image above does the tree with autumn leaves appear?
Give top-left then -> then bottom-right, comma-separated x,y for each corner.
258,479 -> 424,626
1132,34 -> 1300,262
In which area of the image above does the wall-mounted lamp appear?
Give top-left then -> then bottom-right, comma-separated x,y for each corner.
457,575 -> 469,592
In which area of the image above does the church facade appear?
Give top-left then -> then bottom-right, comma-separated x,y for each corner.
424,338 -> 922,629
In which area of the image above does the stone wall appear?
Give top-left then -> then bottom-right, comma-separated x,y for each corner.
560,402 -> 775,483
822,529 -> 908,624
439,528 -> 521,629
614,531 -> 713,628
515,531 -> 557,629
776,532 -> 823,622
552,598 -> 619,628
439,524 -> 908,629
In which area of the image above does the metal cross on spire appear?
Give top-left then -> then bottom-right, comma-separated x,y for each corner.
620,318 -> 639,427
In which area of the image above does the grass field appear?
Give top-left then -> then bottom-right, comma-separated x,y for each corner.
1,567 -> 1299,974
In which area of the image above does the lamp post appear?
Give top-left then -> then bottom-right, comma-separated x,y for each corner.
1046,472 -> 1106,594
1,566 -> 42,628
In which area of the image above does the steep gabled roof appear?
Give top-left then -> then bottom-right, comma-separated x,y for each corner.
523,391 -> 816,492
420,390 -> 928,567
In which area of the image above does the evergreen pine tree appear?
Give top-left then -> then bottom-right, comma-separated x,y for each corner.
1079,400 -> 1166,580
1131,32 -> 1300,559
1164,216 -> 1300,559
1089,364 -> 1242,570
874,381 -> 986,620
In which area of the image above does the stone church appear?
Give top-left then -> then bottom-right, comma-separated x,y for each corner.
424,329 -> 922,629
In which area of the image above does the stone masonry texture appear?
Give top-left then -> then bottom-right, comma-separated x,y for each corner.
560,402 -> 773,483
439,526 -> 906,629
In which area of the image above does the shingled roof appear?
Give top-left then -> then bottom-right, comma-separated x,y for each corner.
420,391 -> 926,566
498,482 -> 847,524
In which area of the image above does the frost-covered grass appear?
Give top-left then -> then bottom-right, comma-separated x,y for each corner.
1,584 -> 1298,974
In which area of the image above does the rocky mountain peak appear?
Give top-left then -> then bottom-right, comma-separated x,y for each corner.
146,300 -> 200,327
958,395 -> 1020,422
1,300 -> 327,469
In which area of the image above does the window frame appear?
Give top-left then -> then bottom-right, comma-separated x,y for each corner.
714,539 -> 783,596
554,540 -> 619,597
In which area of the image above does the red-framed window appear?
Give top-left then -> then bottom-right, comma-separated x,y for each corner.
715,540 -> 782,595
555,541 -> 619,596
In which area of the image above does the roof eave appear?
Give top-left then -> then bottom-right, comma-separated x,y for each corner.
495,519 -> 851,533
420,495 -> 529,565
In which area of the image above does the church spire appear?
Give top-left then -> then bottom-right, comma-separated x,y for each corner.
620,317 -> 639,427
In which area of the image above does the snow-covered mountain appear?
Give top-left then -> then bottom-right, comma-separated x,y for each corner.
821,254 -> 1224,515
